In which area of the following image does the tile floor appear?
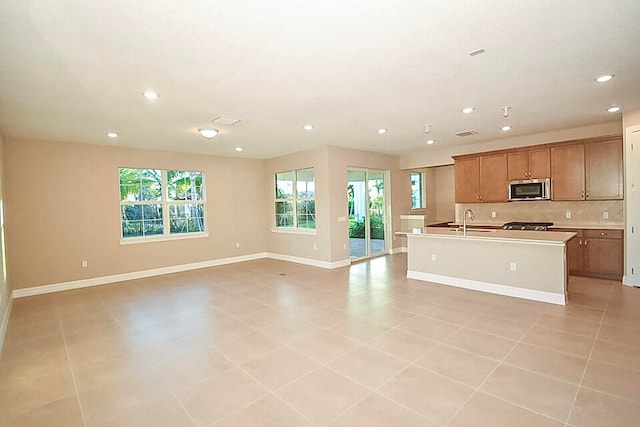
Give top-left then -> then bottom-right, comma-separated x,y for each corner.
1,254 -> 639,426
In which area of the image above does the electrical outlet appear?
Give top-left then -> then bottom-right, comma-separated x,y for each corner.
510,262 -> 517,271
603,211 -> 609,219
82,260 -> 88,268
236,242 -> 240,248
431,254 -> 437,262
565,211 -> 572,219
491,211 -> 496,218
313,243 -> 317,250
343,243 -> 347,250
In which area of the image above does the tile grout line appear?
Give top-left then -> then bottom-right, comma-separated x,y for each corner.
56,305 -> 88,427
563,282 -> 616,426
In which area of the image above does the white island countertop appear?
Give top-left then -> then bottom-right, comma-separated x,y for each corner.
398,227 -> 576,245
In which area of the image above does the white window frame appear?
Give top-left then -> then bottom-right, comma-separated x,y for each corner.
411,172 -> 425,209
119,168 -> 208,244
273,168 -> 316,235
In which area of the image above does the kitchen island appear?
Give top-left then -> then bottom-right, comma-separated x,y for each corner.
402,227 -> 576,305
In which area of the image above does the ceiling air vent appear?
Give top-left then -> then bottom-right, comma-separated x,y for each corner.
454,130 -> 479,137
212,116 -> 241,126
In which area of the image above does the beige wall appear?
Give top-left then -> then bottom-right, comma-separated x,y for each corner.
4,138 -> 268,289
0,130 -> 10,344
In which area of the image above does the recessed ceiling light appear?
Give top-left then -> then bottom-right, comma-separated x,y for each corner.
607,106 -> 621,113
501,126 -> 512,132
143,91 -> 159,100
303,124 -> 314,131
462,107 -> 475,114
426,139 -> 435,145
595,75 -> 614,83
106,132 -> 118,138
235,146 -> 243,152
377,128 -> 387,134
198,128 -> 218,139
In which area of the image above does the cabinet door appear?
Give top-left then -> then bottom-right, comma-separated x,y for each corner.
551,144 -> 585,200
566,235 -> 584,274
454,157 -> 480,203
585,139 -> 623,200
480,153 -> 508,202
528,148 -> 550,179
584,238 -> 623,278
507,151 -> 528,181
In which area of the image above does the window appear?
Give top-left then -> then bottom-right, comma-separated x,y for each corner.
275,168 -> 315,230
411,172 -> 424,209
120,168 -> 205,240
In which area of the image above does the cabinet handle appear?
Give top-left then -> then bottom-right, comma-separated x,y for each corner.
579,239 -> 583,246
601,232 -> 607,236
586,191 -> 589,198
581,190 -> 585,199
584,239 -> 588,246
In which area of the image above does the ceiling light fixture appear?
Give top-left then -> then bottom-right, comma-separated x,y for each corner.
502,106 -> 510,118
468,48 -> 485,57
595,75 -> 614,83
235,146 -> 243,152
377,128 -> 387,134
462,107 -> 475,114
143,91 -> 159,100
198,128 -> 218,139
501,125 -> 512,132
303,124 -> 314,130
106,132 -> 118,138
426,139 -> 435,145
607,106 -> 621,113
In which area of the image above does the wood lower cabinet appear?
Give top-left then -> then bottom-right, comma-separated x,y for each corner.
554,228 -> 623,280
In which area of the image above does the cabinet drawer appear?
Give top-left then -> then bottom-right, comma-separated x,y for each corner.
583,229 -> 623,239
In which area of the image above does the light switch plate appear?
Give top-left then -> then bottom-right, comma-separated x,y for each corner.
491,211 -> 496,218
603,212 -> 609,219
565,211 -> 572,219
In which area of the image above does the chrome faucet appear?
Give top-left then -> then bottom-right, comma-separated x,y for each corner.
463,208 -> 475,235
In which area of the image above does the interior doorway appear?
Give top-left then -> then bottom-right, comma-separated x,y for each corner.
347,169 -> 387,260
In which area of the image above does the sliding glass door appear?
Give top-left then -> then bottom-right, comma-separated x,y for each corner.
347,169 -> 387,260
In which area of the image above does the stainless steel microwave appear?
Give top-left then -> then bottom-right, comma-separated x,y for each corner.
508,179 -> 551,201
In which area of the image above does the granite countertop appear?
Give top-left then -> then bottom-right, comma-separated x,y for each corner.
398,227 -> 577,244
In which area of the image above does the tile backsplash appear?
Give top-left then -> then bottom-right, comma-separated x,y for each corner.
455,200 -> 624,227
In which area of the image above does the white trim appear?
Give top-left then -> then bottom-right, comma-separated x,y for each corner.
12,253 -> 269,298
268,253 -> 350,269
389,246 -> 407,254
270,227 -> 317,235
10,252 -> 355,298
120,231 -> 209,245
0,293 -> 14,355
407,270 -> 566,305
400,215 -> 425,220
623,275 -> 639,288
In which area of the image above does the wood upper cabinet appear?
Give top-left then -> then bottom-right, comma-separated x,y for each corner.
480,153 -> 508,202
454,156 -> 480,203
585,139 -> 623,200
551,137 -> 623,201
454,153 -> 507,203
507,148 -> 550,180
550,143 -> 586,200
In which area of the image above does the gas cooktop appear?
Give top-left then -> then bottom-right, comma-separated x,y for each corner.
502,221 -> 554,231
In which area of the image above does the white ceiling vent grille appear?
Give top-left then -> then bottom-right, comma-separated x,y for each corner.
454,130 -> 479,137
212,116 -> 241,126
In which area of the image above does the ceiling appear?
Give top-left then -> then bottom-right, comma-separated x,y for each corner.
1,1 -> 639,159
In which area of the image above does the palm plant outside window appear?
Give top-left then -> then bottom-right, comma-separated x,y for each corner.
120,168 -> 205,239
275,168 -> 315,229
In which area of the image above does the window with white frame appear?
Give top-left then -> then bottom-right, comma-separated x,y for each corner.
275,168 -> 315,229
411,172 -> 424,209
119,168 -> 205,239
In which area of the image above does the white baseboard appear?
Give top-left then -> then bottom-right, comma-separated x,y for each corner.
407,270 -> 566,305
622,275 -> 640,287
267,253 -> 351,269
12,252 -> 269,298
0,293 -> 14,355
389,247 -> 407,254
11,252 -> 353,299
